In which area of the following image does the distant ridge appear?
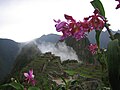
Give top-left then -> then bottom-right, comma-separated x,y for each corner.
88,30 -> 120,48
36,30 -> 120,48
36,34 -> 60,43
0,39 -> 20,83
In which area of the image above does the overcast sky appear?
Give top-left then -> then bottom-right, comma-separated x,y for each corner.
0,0 -> 119,42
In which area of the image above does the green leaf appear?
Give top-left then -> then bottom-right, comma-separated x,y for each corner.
91,0 -> 105,17
107,39 -> 120,70
79,73 -> 93,78
107,39 -> 120,89
95,30 -> 101,48
0,82 -> 24,90
28,86 -> 40,90
114,33 -> 120,45
64,70 -> 77,76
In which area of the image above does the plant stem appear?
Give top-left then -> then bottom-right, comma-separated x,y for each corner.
105,24 -> 114,40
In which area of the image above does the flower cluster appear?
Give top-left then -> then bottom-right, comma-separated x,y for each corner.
54,9 -> 106,41
115,0 -> 120,9
54,15 -> 85,41
88,44 -> 98,55
24,69 -> 36,86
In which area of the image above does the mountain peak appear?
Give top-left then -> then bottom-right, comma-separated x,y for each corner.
36,33 -> 60,43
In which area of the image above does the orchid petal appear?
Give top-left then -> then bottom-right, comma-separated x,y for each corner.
24,73 -> 29,77
64,14 -> 76,22
29,69 -> 33,75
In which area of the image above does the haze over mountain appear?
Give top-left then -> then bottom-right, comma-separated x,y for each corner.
35,34 -> 78,61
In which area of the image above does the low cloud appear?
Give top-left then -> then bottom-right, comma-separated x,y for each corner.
35,41 -> 78,61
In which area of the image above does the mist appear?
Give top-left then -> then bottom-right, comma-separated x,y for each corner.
35,41 -> 78,61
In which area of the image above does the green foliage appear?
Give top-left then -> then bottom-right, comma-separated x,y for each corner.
91,0 -> 105,17
15,52 -> 63,89
95,30 -> 101,48
64,70 -> 77,76
10,50 -> 108,90
114,33 -> 120,45
53,68 -> 108,90
28,87 -> 40,90
107,39 -> 120,90
0,80 -> 41,90
0,82 -> 24,90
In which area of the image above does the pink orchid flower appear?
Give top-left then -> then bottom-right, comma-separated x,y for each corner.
85,9 -> 107,30
54,14 -> 86,41
24,69 -> 36,86
88,44 -> 98,55
54,9 -> 106,41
